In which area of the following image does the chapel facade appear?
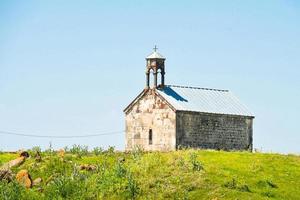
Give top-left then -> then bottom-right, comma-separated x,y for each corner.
124,48 -> 254,151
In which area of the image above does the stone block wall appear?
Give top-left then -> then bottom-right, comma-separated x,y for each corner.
176,111 -> 253,151
125,90 -> 176,151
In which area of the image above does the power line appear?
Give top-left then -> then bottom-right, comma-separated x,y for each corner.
0,130 -> 124,138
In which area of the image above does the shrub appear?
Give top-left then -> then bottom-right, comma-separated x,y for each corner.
266,180 -> 278,188
44,166 -> 88,199
238,184 -> 251,192
69,145 -> 89,158
131,145 -> 143,160
45,175 -> 81,199
30,146 -> 41,154
96,167 -> 122,197
63,146 -> 69,152
177,157 -> 186,168
224,178 -> 237,189
106,146 -> 115,155
262,191 -> 276,198
257,179 -> 278,189
189,152 -> 204,171
224,178 -> 251,193
126,173 -> 140,199
93,147 -> 104,156
44,142 -> 54,156
43,155 -> 72,177
0,180 -> 25,200
28,146 -> 42,160
177,145 -> 189,150
115,162 -> 127,178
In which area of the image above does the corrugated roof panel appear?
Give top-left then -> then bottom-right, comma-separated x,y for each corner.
156,85 -> 254,117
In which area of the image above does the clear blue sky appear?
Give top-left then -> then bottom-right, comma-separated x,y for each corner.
0,0 -> 299,153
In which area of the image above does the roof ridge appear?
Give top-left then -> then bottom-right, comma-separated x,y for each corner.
166,85 -> 229,92
146,51 -> 165,59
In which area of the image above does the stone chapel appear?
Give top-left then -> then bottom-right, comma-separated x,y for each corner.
124,48 -> 254,151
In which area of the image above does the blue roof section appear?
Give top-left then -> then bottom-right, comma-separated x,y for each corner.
156,85 -> 254,117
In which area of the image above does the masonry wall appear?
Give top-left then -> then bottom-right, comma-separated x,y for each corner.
176,111 -> 253,151
125,90 -> 176,151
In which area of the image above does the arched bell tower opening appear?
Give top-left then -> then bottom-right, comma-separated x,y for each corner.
145,46 -> 166,89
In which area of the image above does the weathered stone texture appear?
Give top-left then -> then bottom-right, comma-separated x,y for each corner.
125,50 -> 254,151
176,111 -> 253,151
125,90 -> 176,151
125,91 -> 253,151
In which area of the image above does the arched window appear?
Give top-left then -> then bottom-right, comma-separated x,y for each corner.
148,69 -> 154,88
149,129 -> 153,145
157,69 -> 162,87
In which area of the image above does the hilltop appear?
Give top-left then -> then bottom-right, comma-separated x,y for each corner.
0,147 -> 299,200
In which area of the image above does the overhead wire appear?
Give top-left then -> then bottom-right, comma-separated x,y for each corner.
0,130 -> 124,138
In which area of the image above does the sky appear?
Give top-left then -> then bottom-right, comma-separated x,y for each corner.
0,0 -> 299,153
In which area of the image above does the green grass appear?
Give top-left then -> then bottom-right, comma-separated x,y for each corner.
0,148 -> 300,200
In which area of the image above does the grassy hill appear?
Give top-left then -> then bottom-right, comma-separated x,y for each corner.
0,147 -> 300,200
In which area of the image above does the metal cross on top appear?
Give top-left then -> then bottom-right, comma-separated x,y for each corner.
153,45 -> 158,52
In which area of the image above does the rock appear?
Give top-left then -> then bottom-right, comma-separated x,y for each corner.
1,156 -> 26,170
32,177 -> 42,186
58,149 -> 65,158
118,157 -> 126,163
1,151 -> 29,171
19,151 -> 30,158
79,164 -> 96,171
16,170 -> 32,188
79,164 -> 86,170
0,169 -> 13,182
36,187 -> 44,192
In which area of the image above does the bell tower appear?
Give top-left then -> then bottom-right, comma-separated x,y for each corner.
145,46 -> 166,89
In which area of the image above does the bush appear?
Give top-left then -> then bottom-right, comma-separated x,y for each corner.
257,179 -> 278,189
43,155 -> 73,177
131,145 -> 143,160
44,142 -> 54,155
238,184 -> 251,192
30,146 -> 41,154
115,162 -> 127,178
93,147 -> 104,156
69,145 -> 89,158
63,146 -> 69,152
106,146 -> 115,155
0,180 -> 25,200
224,178 -> 237,189
189,152 -> 204,171
28,146 -> 42,160
126,173 -> 140,199
44,165 -> 92,199
45,175 -> 82,199
224,178 -> 251,193
262,190 -> 276,198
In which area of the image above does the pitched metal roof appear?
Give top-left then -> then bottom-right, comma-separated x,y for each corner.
156,85 -> 254,117
146,51 -> 165,59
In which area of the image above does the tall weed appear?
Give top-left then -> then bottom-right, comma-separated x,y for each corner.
189,152 -> 204,171
69,144 -> 89,158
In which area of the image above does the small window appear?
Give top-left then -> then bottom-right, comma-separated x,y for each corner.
149,129 -> 153,145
